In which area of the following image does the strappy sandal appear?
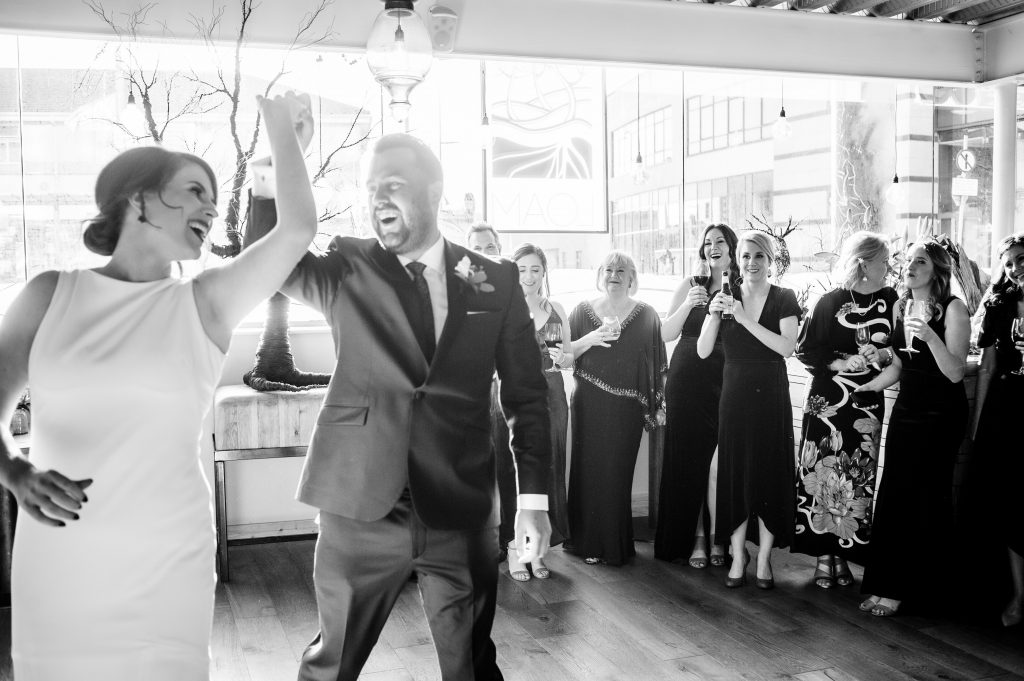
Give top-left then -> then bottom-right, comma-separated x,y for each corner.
532,557 -> 551,579
833,558 -> 854,587
709,545 -> 727,567
813,556 -> 835,589
859,595 -> 880,612
584,557 -> 603,565
688,535 -> 709,569
870,598 -> 901,617
507,542 -> 530,582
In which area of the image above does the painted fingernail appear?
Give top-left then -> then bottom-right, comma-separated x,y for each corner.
58,521 -> 66,527
72,514 -> 80,520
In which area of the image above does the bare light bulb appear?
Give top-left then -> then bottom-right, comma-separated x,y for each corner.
884,174 -> 903,205
121,91 -> 146,132
633,151 -> 648,185
772,107 -> 792,140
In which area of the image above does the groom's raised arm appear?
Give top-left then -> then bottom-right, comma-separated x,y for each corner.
245,188 -> 345,318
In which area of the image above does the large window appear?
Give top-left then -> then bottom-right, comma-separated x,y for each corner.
2,33 -> 1023,315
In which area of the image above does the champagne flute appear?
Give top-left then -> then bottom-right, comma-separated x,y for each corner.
1011,317 -> 1024,376
542,325 -> 563,372
902,299 -> 928,354
601,315 -> 622,341
692,258 -> 711,307
855,325 -> 870,349
855,325 -> 879,371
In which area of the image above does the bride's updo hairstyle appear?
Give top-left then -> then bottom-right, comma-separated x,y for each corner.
83,147 -> 217,256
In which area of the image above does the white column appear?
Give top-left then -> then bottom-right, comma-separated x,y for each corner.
991,81 -> 1017,268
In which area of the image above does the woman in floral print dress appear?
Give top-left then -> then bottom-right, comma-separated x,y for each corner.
792,232 -> 898,589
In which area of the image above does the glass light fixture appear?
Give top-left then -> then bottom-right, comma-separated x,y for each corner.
366,0 -> 432,123
772,80 -> 792,140
633,74 -> 648,185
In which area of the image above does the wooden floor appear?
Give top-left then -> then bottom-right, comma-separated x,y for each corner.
2,537 -> 1022,681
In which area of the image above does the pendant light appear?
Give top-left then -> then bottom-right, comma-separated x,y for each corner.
885,92 -> 902,205
772,80 -> 792,140
121,87 -> 146,132
633,73 -> 648,185
366,0 -> 432,123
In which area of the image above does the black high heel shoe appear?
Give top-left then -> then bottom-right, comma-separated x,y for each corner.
725,550 -> 749,588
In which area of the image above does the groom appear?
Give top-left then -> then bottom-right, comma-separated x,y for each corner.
247,133 -> 551,681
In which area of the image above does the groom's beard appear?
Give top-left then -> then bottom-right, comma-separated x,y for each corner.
374,206 -> 433,255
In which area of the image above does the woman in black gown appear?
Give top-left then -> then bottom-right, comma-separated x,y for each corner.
568,251 -> 667,566
792,232 -> 898,589
655,224 -> 739,568
497,243 -> 572,581
966,233 -> 1024,626
699,231 -> 801,589
859,238 -> 970,617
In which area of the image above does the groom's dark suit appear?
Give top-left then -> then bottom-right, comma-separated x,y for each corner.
248,197 -> 550,680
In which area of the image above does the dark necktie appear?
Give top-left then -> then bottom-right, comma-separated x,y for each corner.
405,261 -> 436,362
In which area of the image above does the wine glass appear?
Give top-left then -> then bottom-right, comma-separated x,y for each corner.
601,315 -> 622,341
692,258 -> 711,307
542,325 -> 563,372
902,300 -> 929,355
1011,317 -> 1024,376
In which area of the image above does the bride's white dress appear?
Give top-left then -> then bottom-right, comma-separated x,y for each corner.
12,270 -> 225,680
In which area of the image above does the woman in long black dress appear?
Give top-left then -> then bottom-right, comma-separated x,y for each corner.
568,251 -> 666,566
497,242 -> 572,581
967,233 -> 1024,626
859,238 -> 970,617
699,231 -> 801,589
655,224 -> 739,568
792,232 -> 898,589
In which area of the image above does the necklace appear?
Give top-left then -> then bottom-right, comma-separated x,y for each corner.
849,288 -> 876,319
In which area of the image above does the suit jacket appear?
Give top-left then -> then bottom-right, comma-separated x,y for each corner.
249,197 -> 551,530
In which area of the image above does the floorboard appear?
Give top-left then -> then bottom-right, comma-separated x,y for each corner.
1,538 -> 1022,680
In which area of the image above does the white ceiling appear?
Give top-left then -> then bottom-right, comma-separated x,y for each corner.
1,0 -> 1022,84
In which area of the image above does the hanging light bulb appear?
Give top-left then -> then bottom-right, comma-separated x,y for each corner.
366,0 -> 432,123
885,92 -> 901,205
121,89 -> 146,132
772,81 -> 792,140
884,173 -> 903,205
480,111 -> 493,149
772,106 -> 792,140
633,74 -> 647,185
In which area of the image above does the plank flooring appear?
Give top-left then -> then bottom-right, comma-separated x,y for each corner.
1,537 -> 1022,681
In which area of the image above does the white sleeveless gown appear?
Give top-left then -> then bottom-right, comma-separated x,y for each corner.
13,270 -> 225,680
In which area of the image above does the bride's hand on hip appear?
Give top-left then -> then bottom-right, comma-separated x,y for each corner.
7,459 -> 91,527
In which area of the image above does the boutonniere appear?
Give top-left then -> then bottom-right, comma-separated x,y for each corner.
453,256 -> 495,293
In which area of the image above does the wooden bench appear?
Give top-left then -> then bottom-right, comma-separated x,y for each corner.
212,384 -> 326,582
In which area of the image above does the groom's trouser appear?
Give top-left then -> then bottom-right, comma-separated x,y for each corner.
297,491 -> 503,681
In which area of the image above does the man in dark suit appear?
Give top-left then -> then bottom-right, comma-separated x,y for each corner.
248,133 -> 551,681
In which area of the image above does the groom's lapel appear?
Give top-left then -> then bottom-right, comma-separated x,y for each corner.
436,240 -> 467,357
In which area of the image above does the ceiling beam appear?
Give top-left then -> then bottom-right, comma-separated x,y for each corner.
948,0 -> 1024,21
908,0 -> 993,20
979,10 -> 1024,78
872,0 -> 943,16
794,0 -> 836,9
828,0 -> 889,13
0,0 -> 984,83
